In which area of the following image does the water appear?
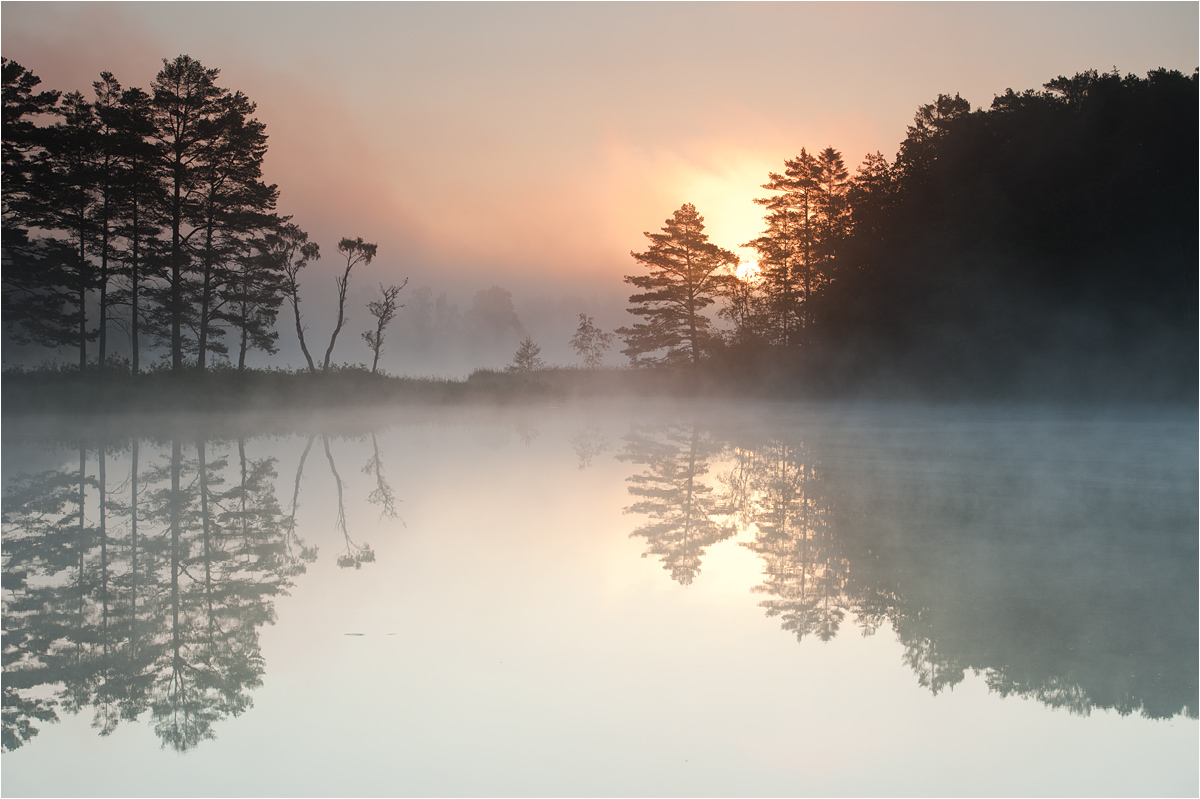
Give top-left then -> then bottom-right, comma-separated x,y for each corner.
2,400 -> 1196,796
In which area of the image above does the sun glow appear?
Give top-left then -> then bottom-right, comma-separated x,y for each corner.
678,157 -> 772,266
736,261 -> 762,282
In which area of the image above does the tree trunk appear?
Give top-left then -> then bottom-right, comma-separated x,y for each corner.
170,170 -> 183,372
130,198 -> 140,375
78,224 -> 88,372
290,291 -> 317,373
98,198 -> 110,368
197,219 -> 217,372
322,270 -> 352,372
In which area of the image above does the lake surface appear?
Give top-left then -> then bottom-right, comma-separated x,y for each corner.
2,400 -> 1196,797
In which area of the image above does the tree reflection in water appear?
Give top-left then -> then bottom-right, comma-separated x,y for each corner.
324,435 -> 374,569
621,417 -> 1198,720
2,436 -> 316,752
2,411 -> 1194,758
739,440 -> 850,643
618,423 -> 733,585
362,432 -> 402,523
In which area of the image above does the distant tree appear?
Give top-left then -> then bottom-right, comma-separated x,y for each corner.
508,336 -> 545,372
465,285 -> 525,361
268,220 -> 320,373
361,279 -> 408,374
568,313 -> 613,368
322,236 -> 376,372
618,203 -> 737,367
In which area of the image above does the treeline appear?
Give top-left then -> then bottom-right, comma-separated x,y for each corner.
1,56 -> 399,375
622,68 -> 1198,398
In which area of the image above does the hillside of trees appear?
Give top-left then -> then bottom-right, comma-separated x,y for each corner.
3,57 -> 1195,404
622,68 -> 1197,400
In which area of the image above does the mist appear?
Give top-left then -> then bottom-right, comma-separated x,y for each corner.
2,4 -> 1197,795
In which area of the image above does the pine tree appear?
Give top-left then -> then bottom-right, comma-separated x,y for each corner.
618,203 -> 737,367
108,86 -> 164,375
90,72 -> 123,368
187,91 -> 278,369
150,55 -> 227,371
1,59 -> 72,353
812,147 -> 850,282
508,336 -> 545,372
745,150 -> 818,347
41,90 -> 102,370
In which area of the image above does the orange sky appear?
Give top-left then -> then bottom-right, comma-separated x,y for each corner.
3,2 -> 1196,296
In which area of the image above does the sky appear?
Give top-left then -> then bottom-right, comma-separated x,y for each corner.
2,1 -> 1196,370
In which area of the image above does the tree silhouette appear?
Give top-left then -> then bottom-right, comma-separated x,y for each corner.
361,280 -> 408,374
189,90 -> 278,370
150,55 -> 227,372
39,90 -> 101,370
268,220 -> 321,373
619,203 -> 737,367
323,237 -> 377,372
1,59 -> 74,355
744,151 -> 815,347
107,85 -> 162,375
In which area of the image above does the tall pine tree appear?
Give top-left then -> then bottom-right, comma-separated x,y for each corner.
618,203 -> 736,367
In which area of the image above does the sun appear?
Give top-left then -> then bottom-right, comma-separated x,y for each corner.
736,261 -> 762,282
674,154 -> 773,268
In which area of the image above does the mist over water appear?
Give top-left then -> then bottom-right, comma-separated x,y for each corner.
3,399 -> 1195,796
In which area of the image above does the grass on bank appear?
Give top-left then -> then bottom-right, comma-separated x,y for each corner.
0,361 -> 773,414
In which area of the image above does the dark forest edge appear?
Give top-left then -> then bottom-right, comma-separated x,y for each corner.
3,56 -> 1196,405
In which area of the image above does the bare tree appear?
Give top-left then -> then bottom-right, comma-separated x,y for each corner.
270,221 -> 320,373
361,279 -> 408,374
323,237 -> 376,372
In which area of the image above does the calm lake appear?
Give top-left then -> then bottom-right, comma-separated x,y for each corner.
2,400 -> 1196,797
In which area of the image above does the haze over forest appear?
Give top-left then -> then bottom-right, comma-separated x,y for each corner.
2,3 -> 1196,394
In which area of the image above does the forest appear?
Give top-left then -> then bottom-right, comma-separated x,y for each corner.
3,56 -> 1196,403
